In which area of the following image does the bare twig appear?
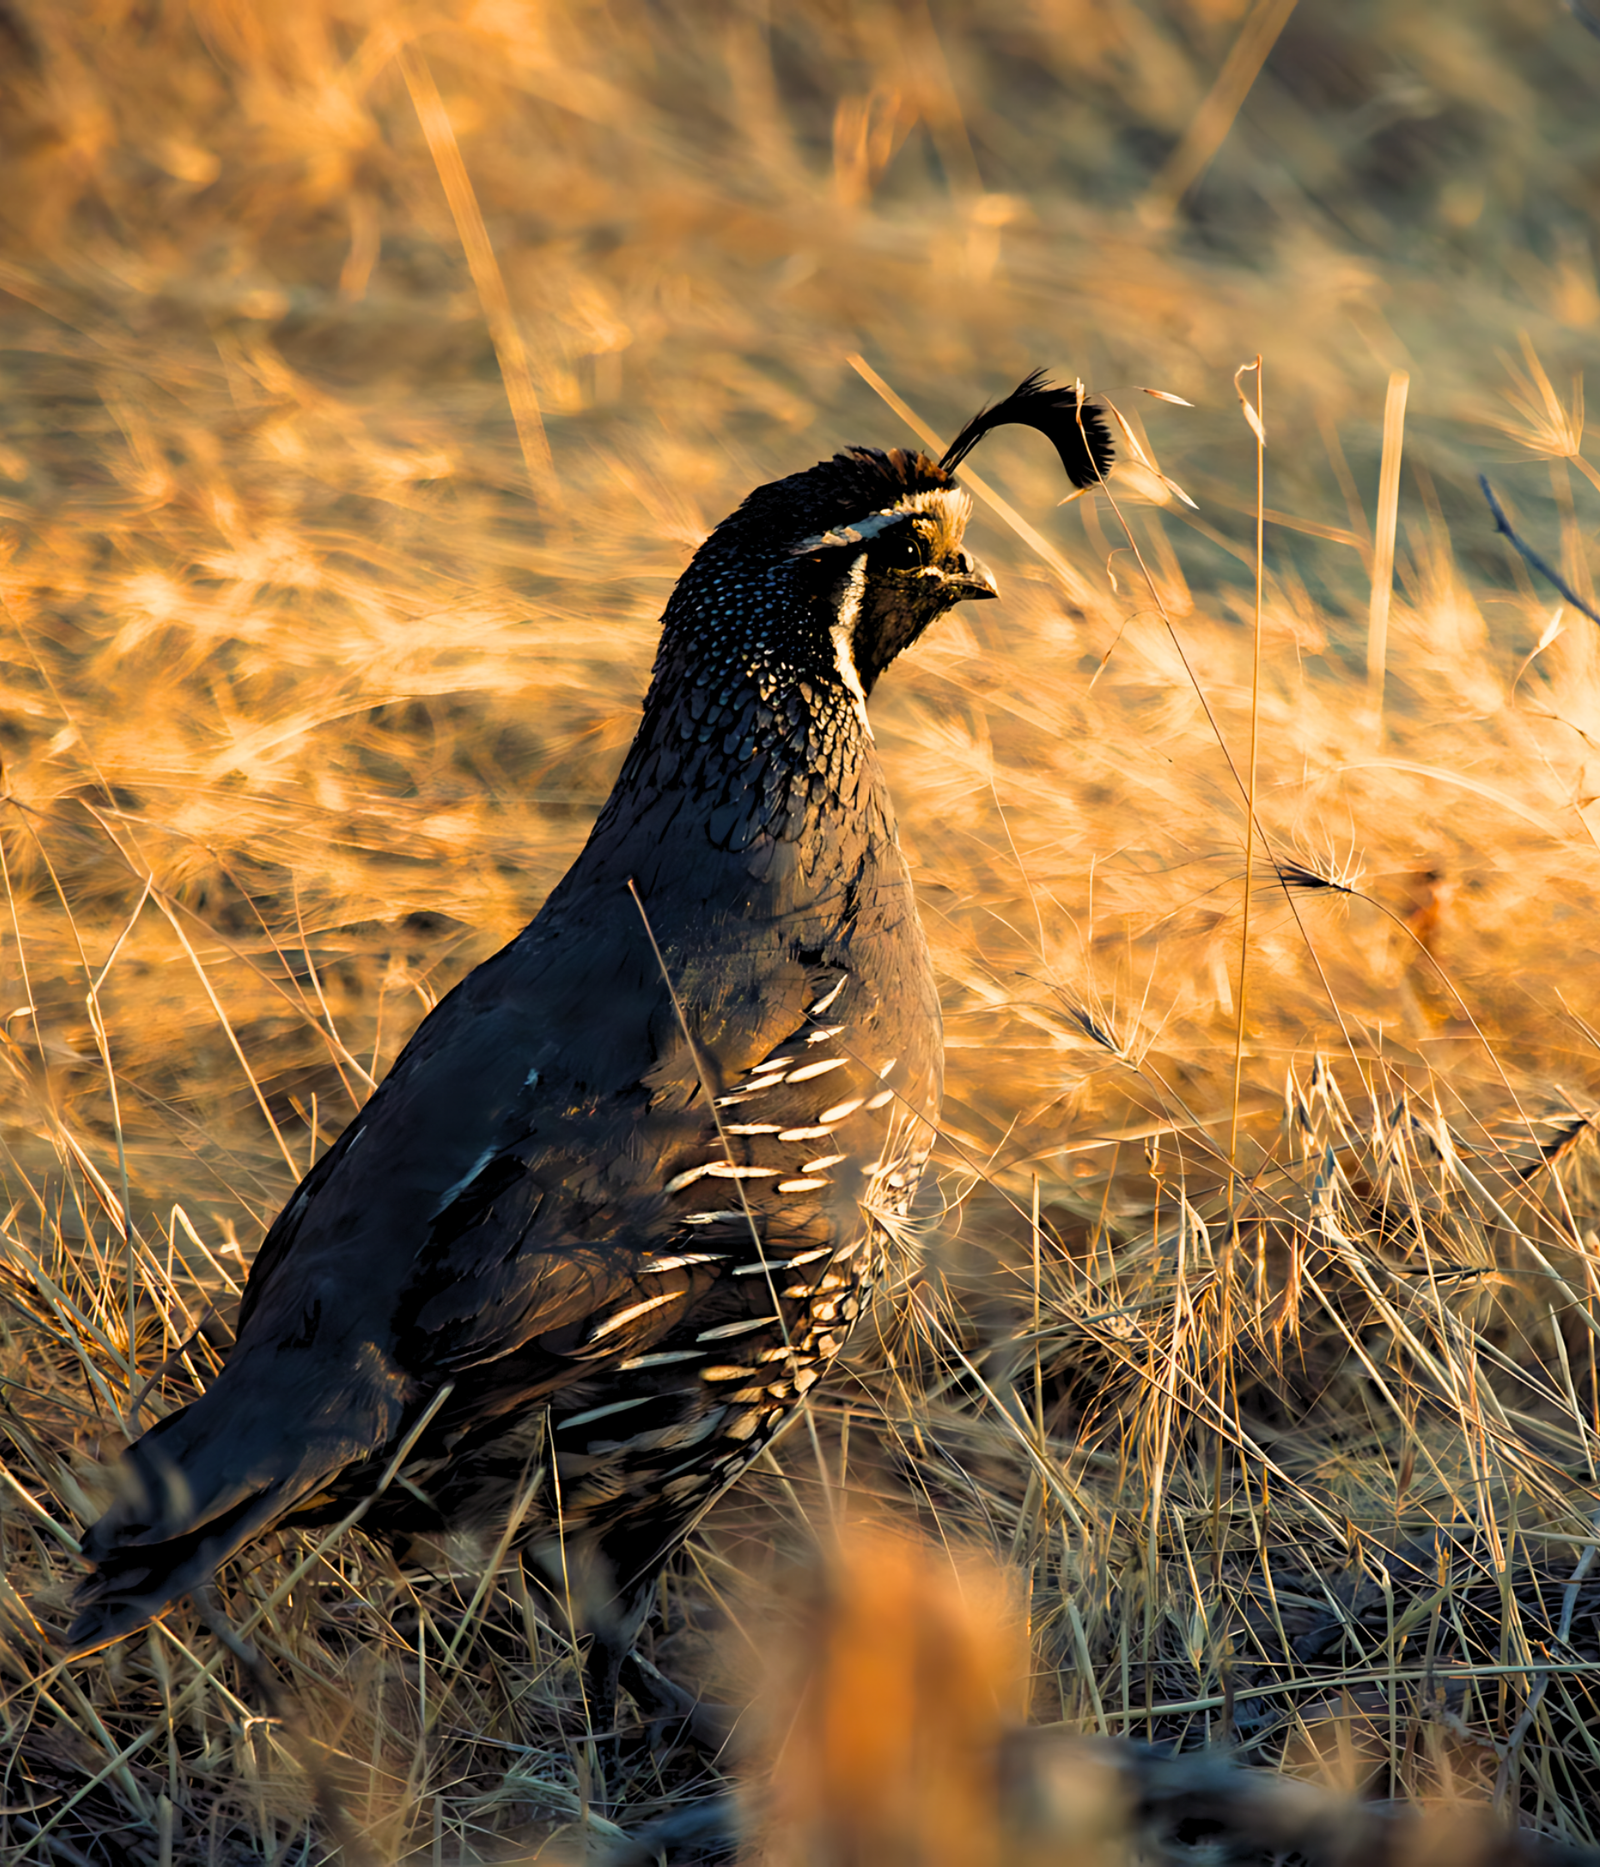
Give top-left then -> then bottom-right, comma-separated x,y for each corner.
1481,476 -> 1600,625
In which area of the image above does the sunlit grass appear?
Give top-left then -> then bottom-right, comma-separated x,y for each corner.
2,0 -> 1600,1859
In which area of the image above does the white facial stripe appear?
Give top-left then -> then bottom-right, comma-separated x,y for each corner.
793,510 -> 908,552
791,485 -> 972,555
830,553 -> 871,731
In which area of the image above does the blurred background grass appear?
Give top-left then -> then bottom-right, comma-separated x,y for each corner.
3,1 -> 1600,1860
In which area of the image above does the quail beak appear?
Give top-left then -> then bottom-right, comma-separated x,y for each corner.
944,550 -> 999,603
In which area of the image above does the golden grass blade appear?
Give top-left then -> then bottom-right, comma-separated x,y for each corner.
398,44 -> 561,516
1367,370 -> 1410,727
1140,0 -> 1302,225
148,892 -> 300,1177
1227,358 -> 1265,1205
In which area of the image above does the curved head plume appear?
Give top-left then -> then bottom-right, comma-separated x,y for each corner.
940,368 -> 1114,489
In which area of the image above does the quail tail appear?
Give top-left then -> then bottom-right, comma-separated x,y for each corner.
65,1373 -> 396,1655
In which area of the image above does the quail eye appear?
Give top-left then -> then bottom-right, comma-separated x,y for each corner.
872,529 -> 927,571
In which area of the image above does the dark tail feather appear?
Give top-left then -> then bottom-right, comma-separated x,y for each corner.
63,1394 -> 371,1656
66,1484 -> 300,1656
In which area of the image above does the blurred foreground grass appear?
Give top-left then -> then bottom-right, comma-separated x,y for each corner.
3,0 -> 1600,1859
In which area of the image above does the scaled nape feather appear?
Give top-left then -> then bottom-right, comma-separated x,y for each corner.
63,373 -> 1111,1746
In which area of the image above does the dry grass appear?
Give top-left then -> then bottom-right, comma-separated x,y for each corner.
3,0 -> 1600,1859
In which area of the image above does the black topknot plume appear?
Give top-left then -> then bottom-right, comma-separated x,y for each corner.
940,367 -> 1114,489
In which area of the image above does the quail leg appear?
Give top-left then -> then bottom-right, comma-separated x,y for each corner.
618,1649 -> 732,1752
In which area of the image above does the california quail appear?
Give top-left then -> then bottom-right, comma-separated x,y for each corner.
66,372 -> 1113,1729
